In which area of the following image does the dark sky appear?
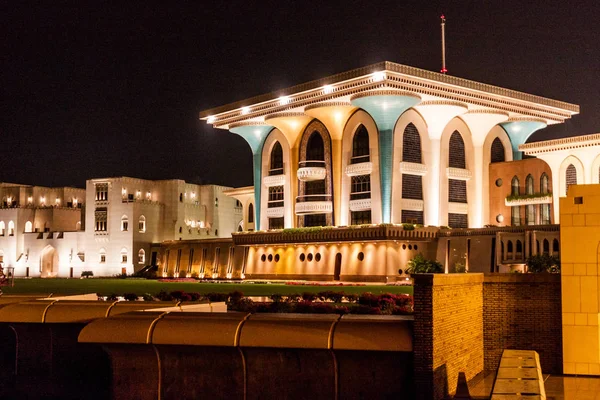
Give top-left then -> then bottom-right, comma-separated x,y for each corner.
1,1 -> 598,189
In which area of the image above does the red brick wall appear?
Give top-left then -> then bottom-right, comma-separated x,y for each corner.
483,273 -> 562,373
413,273 -> 484,400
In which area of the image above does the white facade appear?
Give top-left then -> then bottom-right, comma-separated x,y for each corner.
0,178 -> 242,278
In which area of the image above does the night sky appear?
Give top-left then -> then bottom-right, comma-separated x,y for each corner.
2,1 -> 598,189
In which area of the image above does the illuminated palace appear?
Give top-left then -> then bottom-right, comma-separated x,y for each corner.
191,61 -> 582,281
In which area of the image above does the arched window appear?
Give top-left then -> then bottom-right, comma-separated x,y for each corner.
511,205 -> 521,226
516,240 -> 523,254
269,142 -> 284,175
121,215 -> 129,232
0,221 -> 4,236
8,221 -> 14,236
351,125 -> 370,164
448,131 -> 466,169
566,164 -> 577,195
511,176 -> 520,196
540,173 -> 549,194
526,175 -> 534,195
543,239 -> 550,255
138,249 -> 145,264
507,241 -> 513,254
490,137 -> 505,163
306,132 -> 324,161
501,241 -> 505,260
121,248 -> 128,264
25,221 -> 33,233
248,203 -> 254,223
553,239 -> 559,253
99,248 -> 106,263
402,123 -> 421,163
536,240 -> 540,255
138,215 -> 146,233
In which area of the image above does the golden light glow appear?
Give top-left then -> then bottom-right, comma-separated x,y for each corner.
323,85 -> 333,94
372,71 -> 386,82
279,96 -> 291,106
207,116 -> 216,124
241,106 -> 250,115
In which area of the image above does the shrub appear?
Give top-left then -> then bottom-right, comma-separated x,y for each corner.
142,293 -> 155,301
155,290 -> 173,301
344,294 -> 359,303
81,271 -> 94,279
270,294 -> 284,303
526,254 -> 560,273
123,293 -> 138,301
406,254 -> 443,274
454,261 -> 466,273
301,292 -> 317,302
401,223 -> 415,231
205,292 -> 229,302
107,293 -> 119,301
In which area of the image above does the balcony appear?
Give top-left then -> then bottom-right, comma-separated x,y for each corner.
349,198 -> 371,212
400,162 -> 428,176
345,161 -> 372,177
266,207 -> 284,218
505,193 -> 552,207
401,199 -> 424,211
446,167 -> 472,181
297,161 -> 326,182
295,194 -> 333,215
263,174 -> 286,187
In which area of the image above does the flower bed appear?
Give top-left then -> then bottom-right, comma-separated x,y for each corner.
285,281 -> 366,287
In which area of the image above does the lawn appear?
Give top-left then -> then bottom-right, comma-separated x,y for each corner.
2,279 -> 413,297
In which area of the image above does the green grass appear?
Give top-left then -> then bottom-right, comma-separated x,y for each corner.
2,278 -> 413,297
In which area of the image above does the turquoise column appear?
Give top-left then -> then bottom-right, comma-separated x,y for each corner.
229,125 -> 274,230
350,95 -> 420,223
500,121 -> 547,160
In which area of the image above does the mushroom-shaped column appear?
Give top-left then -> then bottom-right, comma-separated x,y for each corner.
460,110 -> 509,228
351,92 -> 421,223
229,123 -> 274,231
413,101 -> 468,226
500,118 -> 547,160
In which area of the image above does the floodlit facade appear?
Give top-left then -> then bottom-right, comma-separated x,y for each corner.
0,178 -> 242,278
197,61 -> 579,281
200,61 -> 578,230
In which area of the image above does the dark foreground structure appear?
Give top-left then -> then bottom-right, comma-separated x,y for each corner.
0,273 -> 561,400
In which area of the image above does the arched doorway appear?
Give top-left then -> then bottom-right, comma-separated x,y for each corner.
334,253 -> 342,281
41,246 -> 58,278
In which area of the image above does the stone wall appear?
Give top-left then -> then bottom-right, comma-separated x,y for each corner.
483,273 -> 562,374
413,273 -> 484,400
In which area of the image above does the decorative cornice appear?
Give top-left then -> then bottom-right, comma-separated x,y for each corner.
263,174 -> 286,188
446,167 -> 472,181
345,162 -> 373,177
228,121 -> 272,130
304,101 -> 353,111
505,116 -> 548,124
350,90 -> 421,101
417,100 -> 468,108
448,202 -> 468,214
265,207 -> 285,218
401,199 -> 424,211
264,112 -> 308,121
297,167 -> 327,182
295,201 -> 333,215
400,162 -> 428,176
463,109 -> 509,117
505,194 -> 552,206
349,198 -> 372,212
520,132 -> 600,155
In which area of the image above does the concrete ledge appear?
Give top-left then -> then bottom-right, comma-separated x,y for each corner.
484,273 -> 560,284
0,300 -> 57,322
79,311 -> 165,344
412,272 -> 484,286
334,315 -> 413,351
152,312 -> 249,346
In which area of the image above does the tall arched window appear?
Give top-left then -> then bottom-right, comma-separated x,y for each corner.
1,221 -> 6,236
306,132 -> 324,162
269,142 -> 283,175
490,137 -> 505,163
401,123 -> 424,224
351,125 -> 370,164
511,176 -> 520,196
543,239 -> 550,255
8,221 -> 14,236
553,239 -> 559,254
138,215 -> 146,233
248,203 -> 254,223
449,131 -> 466,169
566,164 -> 577,195
526,175 -> 534,195
138,249 -> 145,264
402,123 -> 421,164
540,173 -> 549,194
121,215 -> 129,232
25,221 -> 33,233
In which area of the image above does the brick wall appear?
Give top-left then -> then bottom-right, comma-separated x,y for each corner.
413,273 -> 484,400
483,273 -> 562,374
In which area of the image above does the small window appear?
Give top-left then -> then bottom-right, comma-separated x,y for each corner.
121,248 -> 128,264
121,215 -> 129,232
495,178 -> 503,187
307,253 -> 313,262
268,254 -> 273,262
299,253 -> 305,262
138,215 -> 146,233
496,214 -> 504,223
315,253 -> 321,262
138,249 -> 145,264
100,255 -> 106,263
275,254 -> 280,262
261,254 -> 266,262
179,193 -> 183,202
574,196 -> 583,204
357,252 -> 365,261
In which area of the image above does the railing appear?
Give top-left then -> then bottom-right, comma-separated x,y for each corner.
350,155 -> 370,164
298,160 -> 326,168
268,200 -> 284,208
268,168 -> 284,176
296,194 -> 332,203
350,191 -> 371,200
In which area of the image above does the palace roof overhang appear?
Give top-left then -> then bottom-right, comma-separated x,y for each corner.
199,61 -> 579,130
519,132 -> 600,155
